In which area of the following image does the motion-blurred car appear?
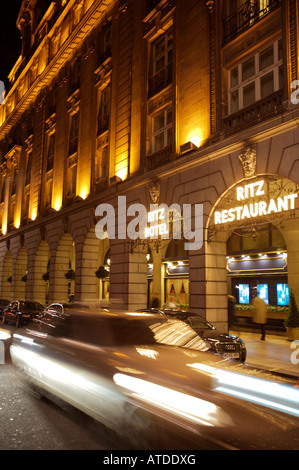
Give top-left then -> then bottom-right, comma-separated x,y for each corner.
10,305 -> 299,450
136,308 -> 247,362
2,300 -> 44,327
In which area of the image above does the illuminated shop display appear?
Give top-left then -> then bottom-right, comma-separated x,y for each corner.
277,283 -> 289,306
257,284 -> 269,304
238,284 -> 250,304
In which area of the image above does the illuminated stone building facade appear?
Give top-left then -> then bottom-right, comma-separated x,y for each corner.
0,0 -> 298,330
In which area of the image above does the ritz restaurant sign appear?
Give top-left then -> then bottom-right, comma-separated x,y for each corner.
208,148 -> 299,239
214,178 -> 298,226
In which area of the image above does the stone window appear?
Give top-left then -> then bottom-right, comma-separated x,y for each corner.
228,39 -> 283,114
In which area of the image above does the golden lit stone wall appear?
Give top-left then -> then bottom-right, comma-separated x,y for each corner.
176,0 -> 211,150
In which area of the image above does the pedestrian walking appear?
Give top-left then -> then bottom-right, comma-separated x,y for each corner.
251,289 -> 267,340
228,295 -> 236,329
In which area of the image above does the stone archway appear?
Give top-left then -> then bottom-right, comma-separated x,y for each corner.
81,226 -> 110,303
1,251 -> 12,300
33,240 -> 50,306
53,233 -> 76,303
15,247 -> 28,300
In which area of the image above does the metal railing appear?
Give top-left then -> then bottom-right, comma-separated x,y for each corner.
222,0 -> 281,45
148,62 -> 173,98
146,145 -> 172,171
223,89 -> 283,133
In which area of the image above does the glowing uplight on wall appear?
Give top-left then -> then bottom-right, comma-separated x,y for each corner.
31,208 -> 37,221
14,209 -> 21,229
190,136 -> 201,148
115,167 -> 127,182
54,199 -> 62,212
79,188 -> 88,200
2,221 -> 7,235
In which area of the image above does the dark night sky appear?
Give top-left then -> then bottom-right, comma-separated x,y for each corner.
0,2 -> 22,87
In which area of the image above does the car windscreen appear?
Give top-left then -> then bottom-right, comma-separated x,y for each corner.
51,315 -> 160,346
36,313 -> 210,350
20,302 -> 43,312
164,313 -> 212,329
185,315 -> 214,330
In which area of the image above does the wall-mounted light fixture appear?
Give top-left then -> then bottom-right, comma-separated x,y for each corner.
180,141 -> 198,155
110,175 -> 122,185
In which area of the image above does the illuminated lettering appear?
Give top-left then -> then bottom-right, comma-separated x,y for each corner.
256,180 -> 265,197
214,188 -> 298,225
288,193 -> 298,209
267,198 -> 277,214
236,180 -> 265,201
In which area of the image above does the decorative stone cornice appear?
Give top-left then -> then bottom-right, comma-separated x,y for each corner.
0,0 -> 110,140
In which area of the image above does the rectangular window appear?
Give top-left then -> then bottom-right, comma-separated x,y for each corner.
0,178 -> 4,203
68,113 -> 79,156
25,152 -> 32,187
260,71 -> 274,99
98,85 -> 111,135
96,145 -> 109,183
149,29 -> 173,97
11,169 -> 17,195
46,133 -> 55,172
228,39 -> 283,114
67,156 -> 77,197
152,107 -> 172,153
23,186 -> 30,218
152,29 -> 173,75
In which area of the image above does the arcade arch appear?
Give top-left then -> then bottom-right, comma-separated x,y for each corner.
1,251 -> 13,300
15,247 -> 28,300
53,233 -> 76,303
81,226 -> 110,303
33,241 -> 50,306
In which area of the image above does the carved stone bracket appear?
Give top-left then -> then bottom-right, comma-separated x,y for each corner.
45,113 -> 57,134
239,147 -> 257,178
67,89 -> 80,115
5,145 -> 22,175
94,59 -> 112,90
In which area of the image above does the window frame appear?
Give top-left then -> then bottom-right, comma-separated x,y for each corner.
151,106 -> 173,153
228,39 -> 283,115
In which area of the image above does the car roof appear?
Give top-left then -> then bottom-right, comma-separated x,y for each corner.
136,307 -> 197,316
46,303 -> 166,322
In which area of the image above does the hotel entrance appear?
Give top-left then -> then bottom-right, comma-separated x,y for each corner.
147,239 -> 189,308
226,225 -> 289,331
